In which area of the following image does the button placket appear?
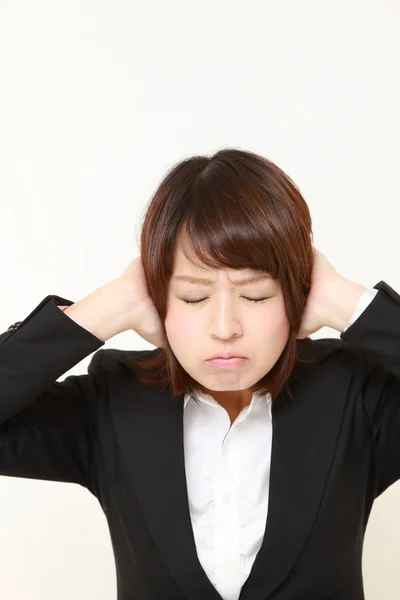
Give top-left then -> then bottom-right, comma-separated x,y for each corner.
214,420 -> 241,598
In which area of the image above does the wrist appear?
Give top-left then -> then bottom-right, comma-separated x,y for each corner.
324,277 -> 367,333
63,278 -> 135,342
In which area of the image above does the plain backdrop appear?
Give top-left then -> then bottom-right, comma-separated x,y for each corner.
0,1 -> 399,598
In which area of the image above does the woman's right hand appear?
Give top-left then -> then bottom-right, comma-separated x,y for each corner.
119,256 -> 167,349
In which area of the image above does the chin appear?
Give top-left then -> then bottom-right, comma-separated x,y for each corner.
204,382 -> 248,391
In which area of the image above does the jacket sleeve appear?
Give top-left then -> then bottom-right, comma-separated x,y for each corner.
0,295 -> 105,490
340,280 -> 400,495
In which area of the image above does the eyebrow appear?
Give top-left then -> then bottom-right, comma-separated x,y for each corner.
172,274 -> 273,286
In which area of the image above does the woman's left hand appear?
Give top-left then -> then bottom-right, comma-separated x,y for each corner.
296,248 -> 365,339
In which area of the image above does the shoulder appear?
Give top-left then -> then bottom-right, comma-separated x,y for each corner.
87,346 -> 163,378
296,336 -> 349,364
295,335 -> 376,383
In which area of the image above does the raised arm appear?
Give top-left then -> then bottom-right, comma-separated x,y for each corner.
0,277 -> 134,489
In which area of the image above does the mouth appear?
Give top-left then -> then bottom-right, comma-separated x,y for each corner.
206,357 -> 248,368
207,353 -> 247,360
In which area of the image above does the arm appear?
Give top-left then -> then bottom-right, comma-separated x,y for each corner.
339,280 -> 400,494
0,278 -> 133,490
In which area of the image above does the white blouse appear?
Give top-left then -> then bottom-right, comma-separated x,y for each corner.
182,286 -> 378,600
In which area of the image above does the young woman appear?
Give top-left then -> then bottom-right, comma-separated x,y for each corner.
0,148 -> 395,600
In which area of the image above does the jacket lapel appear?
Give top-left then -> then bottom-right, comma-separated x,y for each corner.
238,362 -> 351,599
109,377 -> 222,599
110,359 -> 351,600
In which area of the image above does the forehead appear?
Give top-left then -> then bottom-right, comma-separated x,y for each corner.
172,244 -> 242,273
171,244 -> 275,284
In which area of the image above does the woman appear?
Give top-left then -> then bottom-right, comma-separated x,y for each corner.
0,148 -> 396,599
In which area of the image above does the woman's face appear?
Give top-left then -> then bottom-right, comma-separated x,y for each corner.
165,245 -> 290,404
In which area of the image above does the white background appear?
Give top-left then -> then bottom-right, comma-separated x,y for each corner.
0,0 -> 399,598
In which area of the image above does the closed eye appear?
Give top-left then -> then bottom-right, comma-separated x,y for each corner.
181,297 -> 271,305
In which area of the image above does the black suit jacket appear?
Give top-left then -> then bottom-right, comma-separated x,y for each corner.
1,280 -> 400,599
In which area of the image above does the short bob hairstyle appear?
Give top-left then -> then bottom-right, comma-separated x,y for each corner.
129,148 -> 316,404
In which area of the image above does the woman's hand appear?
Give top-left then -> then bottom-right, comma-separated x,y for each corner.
296,248 -> 366,339
119,256 -> 167,348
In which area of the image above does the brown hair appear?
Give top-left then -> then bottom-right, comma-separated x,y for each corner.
129,148 -> 316,404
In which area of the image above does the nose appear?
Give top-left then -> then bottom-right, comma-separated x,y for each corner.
209,298 -> 243,340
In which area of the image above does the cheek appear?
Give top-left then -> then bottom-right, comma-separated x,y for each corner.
253,321 -> 287,344
165,308 -> 202,341
252,306 -> 290,367
273,306 -> 290,331
252,302 -> 289,335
